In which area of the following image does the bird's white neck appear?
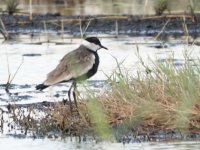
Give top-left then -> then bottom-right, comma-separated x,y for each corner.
82,40 -> 100,52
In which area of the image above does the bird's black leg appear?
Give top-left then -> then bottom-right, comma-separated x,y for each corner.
68,82 -> 74,112
73,82 -> 78,108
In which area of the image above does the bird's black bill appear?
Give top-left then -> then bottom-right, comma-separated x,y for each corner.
101,45 -> 108,50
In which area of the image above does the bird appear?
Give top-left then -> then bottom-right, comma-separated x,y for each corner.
36,37 -> 108,111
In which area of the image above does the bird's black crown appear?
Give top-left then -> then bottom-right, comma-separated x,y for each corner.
85,37 -> 101,46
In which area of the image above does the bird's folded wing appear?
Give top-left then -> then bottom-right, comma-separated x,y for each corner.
44,49 -> 95,85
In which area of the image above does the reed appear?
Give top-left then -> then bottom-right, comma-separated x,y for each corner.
29,0 -> 32,21
79,18 -> 92,38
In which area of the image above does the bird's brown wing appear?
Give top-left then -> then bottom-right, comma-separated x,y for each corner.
43,48 -> 95,85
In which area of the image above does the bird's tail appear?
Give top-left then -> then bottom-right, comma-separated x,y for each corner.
36,84 -> 49,91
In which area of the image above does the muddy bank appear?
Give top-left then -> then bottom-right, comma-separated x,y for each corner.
1,101 -> 200,143
0,13 -> 199,37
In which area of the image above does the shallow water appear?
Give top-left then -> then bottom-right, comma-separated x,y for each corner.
1,36 -> 200,105
0,136 -> 200,150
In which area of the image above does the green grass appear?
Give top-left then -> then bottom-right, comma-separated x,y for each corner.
86,97 -> 113,140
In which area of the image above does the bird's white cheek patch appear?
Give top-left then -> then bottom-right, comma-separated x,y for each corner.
82,40 -> 100,52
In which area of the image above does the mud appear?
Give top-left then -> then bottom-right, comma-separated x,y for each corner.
0,13 -> 200,37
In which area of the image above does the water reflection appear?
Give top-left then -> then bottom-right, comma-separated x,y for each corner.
0,0 -> 199,16
0,137 -> 200,150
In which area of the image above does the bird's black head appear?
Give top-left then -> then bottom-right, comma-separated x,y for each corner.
85,37 -> 108,50
85,37 -> 100,45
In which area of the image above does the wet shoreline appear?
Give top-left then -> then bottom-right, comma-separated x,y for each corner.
0,13 -> 199,37
1,82 -> 200,142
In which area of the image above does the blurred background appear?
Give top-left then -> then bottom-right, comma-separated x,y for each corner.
1,1 -> 200,149
0,0 -> 199,16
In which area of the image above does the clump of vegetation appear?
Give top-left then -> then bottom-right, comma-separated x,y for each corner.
154,0 -> 170,15
6,0 -> 20,15
1,102 -> 91,138
98,53 -> 200,135
187,0 -> 200,20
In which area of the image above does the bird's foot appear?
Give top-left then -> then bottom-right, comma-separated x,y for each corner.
62,98 -> 74,113
62,98 -> 68,105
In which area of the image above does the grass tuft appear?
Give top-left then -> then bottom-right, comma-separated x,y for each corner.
154,0 -> 170,15
6,0 -> 20,15
98,56 -> 200,135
